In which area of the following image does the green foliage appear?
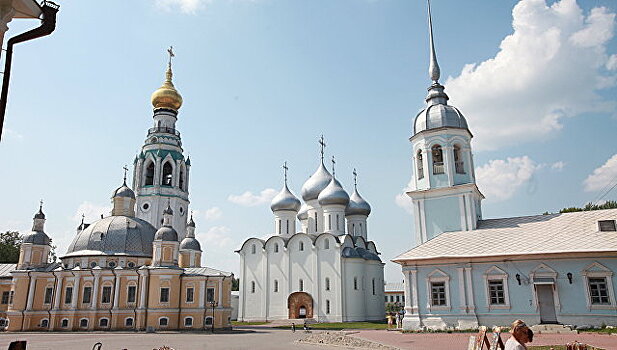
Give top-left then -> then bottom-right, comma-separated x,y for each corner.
385,302 -> 404,314
0,231 -> 22,263
232,277 -> 239,291
275,321 -> 388,330
559,201 -> 617,213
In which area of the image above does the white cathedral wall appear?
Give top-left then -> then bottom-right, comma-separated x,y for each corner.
239,240 -> 265,321
342,258 -> 367,321
364,261 -> 386,321
315,235 -> 343,322
265,237 -> 289,320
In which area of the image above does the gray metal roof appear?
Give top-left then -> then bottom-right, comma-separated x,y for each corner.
346,189 -> 371,216
301,162 -> 332,201
318,178 -> 349,206
183,266 -> 233,277
271,184 -> 301,212
0,264 -> 15,277
180,237 -> 201,251
155,226 -> 178,241
23,230 -> 51,245
394,209 -> 617,262
112,184 -> 135,199
64,215 -> 156,258
384,282 -> 404,293
414,102 -> 468,135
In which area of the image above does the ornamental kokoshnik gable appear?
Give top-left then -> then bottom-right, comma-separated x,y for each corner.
0,51 -> 233,332
237,147 -> 385,322
393,1 -> 617,330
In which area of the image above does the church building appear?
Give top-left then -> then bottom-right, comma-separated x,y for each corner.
393,2 -> 617,330
0,51 -> 233,332
237,146 -> 385,322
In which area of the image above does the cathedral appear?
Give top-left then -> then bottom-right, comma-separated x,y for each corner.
0,52 -> 233,332
394,2 -> 617,330
237,146 -> 385,322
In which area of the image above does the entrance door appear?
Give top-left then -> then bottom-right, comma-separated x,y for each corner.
536,285 -> 557,324
287,292 -> 314,319
299,306 -> 306,318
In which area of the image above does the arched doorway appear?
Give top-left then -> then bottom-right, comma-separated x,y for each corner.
287,292 -> 313,319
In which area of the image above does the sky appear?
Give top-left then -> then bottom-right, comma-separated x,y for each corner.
0,0 -> 616,283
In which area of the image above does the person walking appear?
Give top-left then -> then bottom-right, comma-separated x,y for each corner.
505,320 -> 533,350
291,323 -> 296,333
395,313 -> 401,329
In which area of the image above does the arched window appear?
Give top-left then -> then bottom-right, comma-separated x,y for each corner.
324,239 -> 329,250
453,145 -> 465,174
274,280 -> 279,293
352,223 -> 355,234
278,220 -> 281,234
145,162 -> 155,186
99,318 -> 109,328
179,167 -> 185,190
432,145 -> 444,174
274,243 -> 279,253
326,300 -> 331,314
159,317 -> 169,327
40,319 -> 49,328
79,318 -> 88,328
286,220 -> 289,234
184,317 -> 193,327
61,319 -> 69,328
417,150 -> 424,179
314,212 -> 318,231
125,317 -> 134,327
325,278 -> 330,291
251,244 -> 256,254
328,215 -> 332,230
162,162 -> 173,186
372,278 -> 376,295
353,277 -> 358,290
251,281 -> 255,293
299,279 -> 304,292
299,242 -> 304,251
205,317 -> 213,325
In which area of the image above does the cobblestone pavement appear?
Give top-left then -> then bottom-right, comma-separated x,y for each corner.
0,328 -> 320,350
351,330 -> 617,350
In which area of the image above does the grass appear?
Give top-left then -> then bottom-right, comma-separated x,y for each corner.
275,321 -> 389,330
231,321 -> 271,326
580,327 -> 617,335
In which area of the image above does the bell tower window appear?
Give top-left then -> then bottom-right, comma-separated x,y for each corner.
179,167 -> 185,190
417,150 -> 424,179
145,162 -> 155,186
454,145 -> 465,174
162,162 -> 173,186
432,145 -> 444,175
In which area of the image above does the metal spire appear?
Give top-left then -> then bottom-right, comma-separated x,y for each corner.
427,0 -> 441,83
319,135 -> 326,162
282,161 -> 289,186
122,165 -> 128,185
39,199 -> 43,211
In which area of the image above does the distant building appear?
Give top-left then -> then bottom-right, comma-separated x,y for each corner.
1,54 -> 233,332
393,2 -> 617,330
237,148 -> 385,322
384,282 -> 404,306
231,291 -> 239,321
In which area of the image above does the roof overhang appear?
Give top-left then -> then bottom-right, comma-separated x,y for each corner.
11,0 -> 42,19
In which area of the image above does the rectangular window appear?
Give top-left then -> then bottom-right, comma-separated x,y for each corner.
44,287 -> 53,304
9,291 -> 14,305
65,287 -> 73,304
488,280 -> 505,305
396,295 -> 400,303
384,296 -> 388,302
83,286 -> 92,304
1,291 -> 9,304
589,278 -> 610,305
101,286 -> 112,304
402,295 -> 405,303
160,288 -> 170,303
326,300 -> 330,314
186,287 -> 194,303
127,286 -> 137,303
206,288 -> 215,303
598,220 -> 617,232
430,282 -> 447,306
390,295 -> 394,302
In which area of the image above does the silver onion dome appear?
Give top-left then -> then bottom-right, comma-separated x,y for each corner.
180,237 -> 201,251
297,203 -> 309,221
301,162 -> 332,202
271,184 -> 301,212
155,226 -> 178,241
346,189 -> 371,216
318,178 -> 349,206
414,100 -> 468,135
23,230 -> 51,245
112,183 -> 135,199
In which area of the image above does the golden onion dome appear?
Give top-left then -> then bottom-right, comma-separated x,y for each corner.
151,64 -> 183,110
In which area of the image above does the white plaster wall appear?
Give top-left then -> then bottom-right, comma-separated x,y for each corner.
240,241 -> 265,321
343,259 -> 367,321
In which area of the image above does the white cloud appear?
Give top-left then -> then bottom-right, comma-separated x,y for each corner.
72,201 -> 111,223
197,225 -> 234,248
3,128 -> 23,142
583,154 -> 617,192
154,0 -> 256,14
476,156 -> 540,201
551,161 -> 566,171
445,0 -> 616,150
395,193 -> 414,214
227,188 -> 277,207
204,206 -> 222,221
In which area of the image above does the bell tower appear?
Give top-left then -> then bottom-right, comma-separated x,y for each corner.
133,47 -> 190,239
408,1 -> 483,244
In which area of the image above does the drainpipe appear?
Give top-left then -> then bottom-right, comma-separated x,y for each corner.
20,271 -> 32,331
0,1 -> 59,141
110,268 -> 117,327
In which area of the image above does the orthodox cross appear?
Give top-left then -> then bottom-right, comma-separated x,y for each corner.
167,46 -> 175,67
80,213 -> 85,226
319,135 -> 326,161
39,199 -> 43,210
353,168 -> 358,190
123,165 -> 129,184
331,156 -> 336,177
282,161 -> 289,185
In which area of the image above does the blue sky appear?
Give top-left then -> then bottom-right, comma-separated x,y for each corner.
0,0 -> 616,282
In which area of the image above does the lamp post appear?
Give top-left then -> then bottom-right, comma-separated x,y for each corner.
209,300 -> 218,333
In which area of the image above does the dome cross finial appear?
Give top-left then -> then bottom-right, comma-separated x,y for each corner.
167,46 -> 175,68
331,155 -> 336,177
353,168 -> 358,190
39,199 -> 43,211
427,0 -> 441,83
122,164 -> 128,185
282,161 -> 289,186
319,135 -> 326,162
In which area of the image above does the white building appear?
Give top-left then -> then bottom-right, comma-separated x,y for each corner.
237,146 -> 385,322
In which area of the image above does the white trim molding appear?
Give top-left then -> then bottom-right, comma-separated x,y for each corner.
530,263 -> 560,312
426,268 -> 451,311
483,265 -> 511,310
582,262 -> 616,311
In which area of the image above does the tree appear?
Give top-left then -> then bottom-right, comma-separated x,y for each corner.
232,277 -> 239,291
559,201 -> 617,214
0,231 -> 21,263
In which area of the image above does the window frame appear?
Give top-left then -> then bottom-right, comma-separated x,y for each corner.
582,262 -> 615,310
82,285 -> 92,304
99,317 -> 109,328
64,286 -> 73,305
43,287 -> 53,305
125,317 -> 134,327
206,287 -> 215,303
186,286 -> 195,303
160,287 -> 170,303
483,266 -> 511,310
184,316 -> 193,327
159,317 -> 169,327
127,285 -> 137,304
426,269 -> 451,311
101,285 -> 112,304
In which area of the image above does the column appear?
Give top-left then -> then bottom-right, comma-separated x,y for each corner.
90,273 -> 100,310
443,146 -> 454,186
457,268 -> 467,312
138,273 -> 147,309
113,275 -> 121,309
464,267 -> 475,311
26,277 -> 36,310
71,275 -> 80,309
198,280 -> 205,308
53,275 -> 64,310
402,268 -> 422,330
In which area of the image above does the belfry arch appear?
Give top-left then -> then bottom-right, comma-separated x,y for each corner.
287,292 -> 313,319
